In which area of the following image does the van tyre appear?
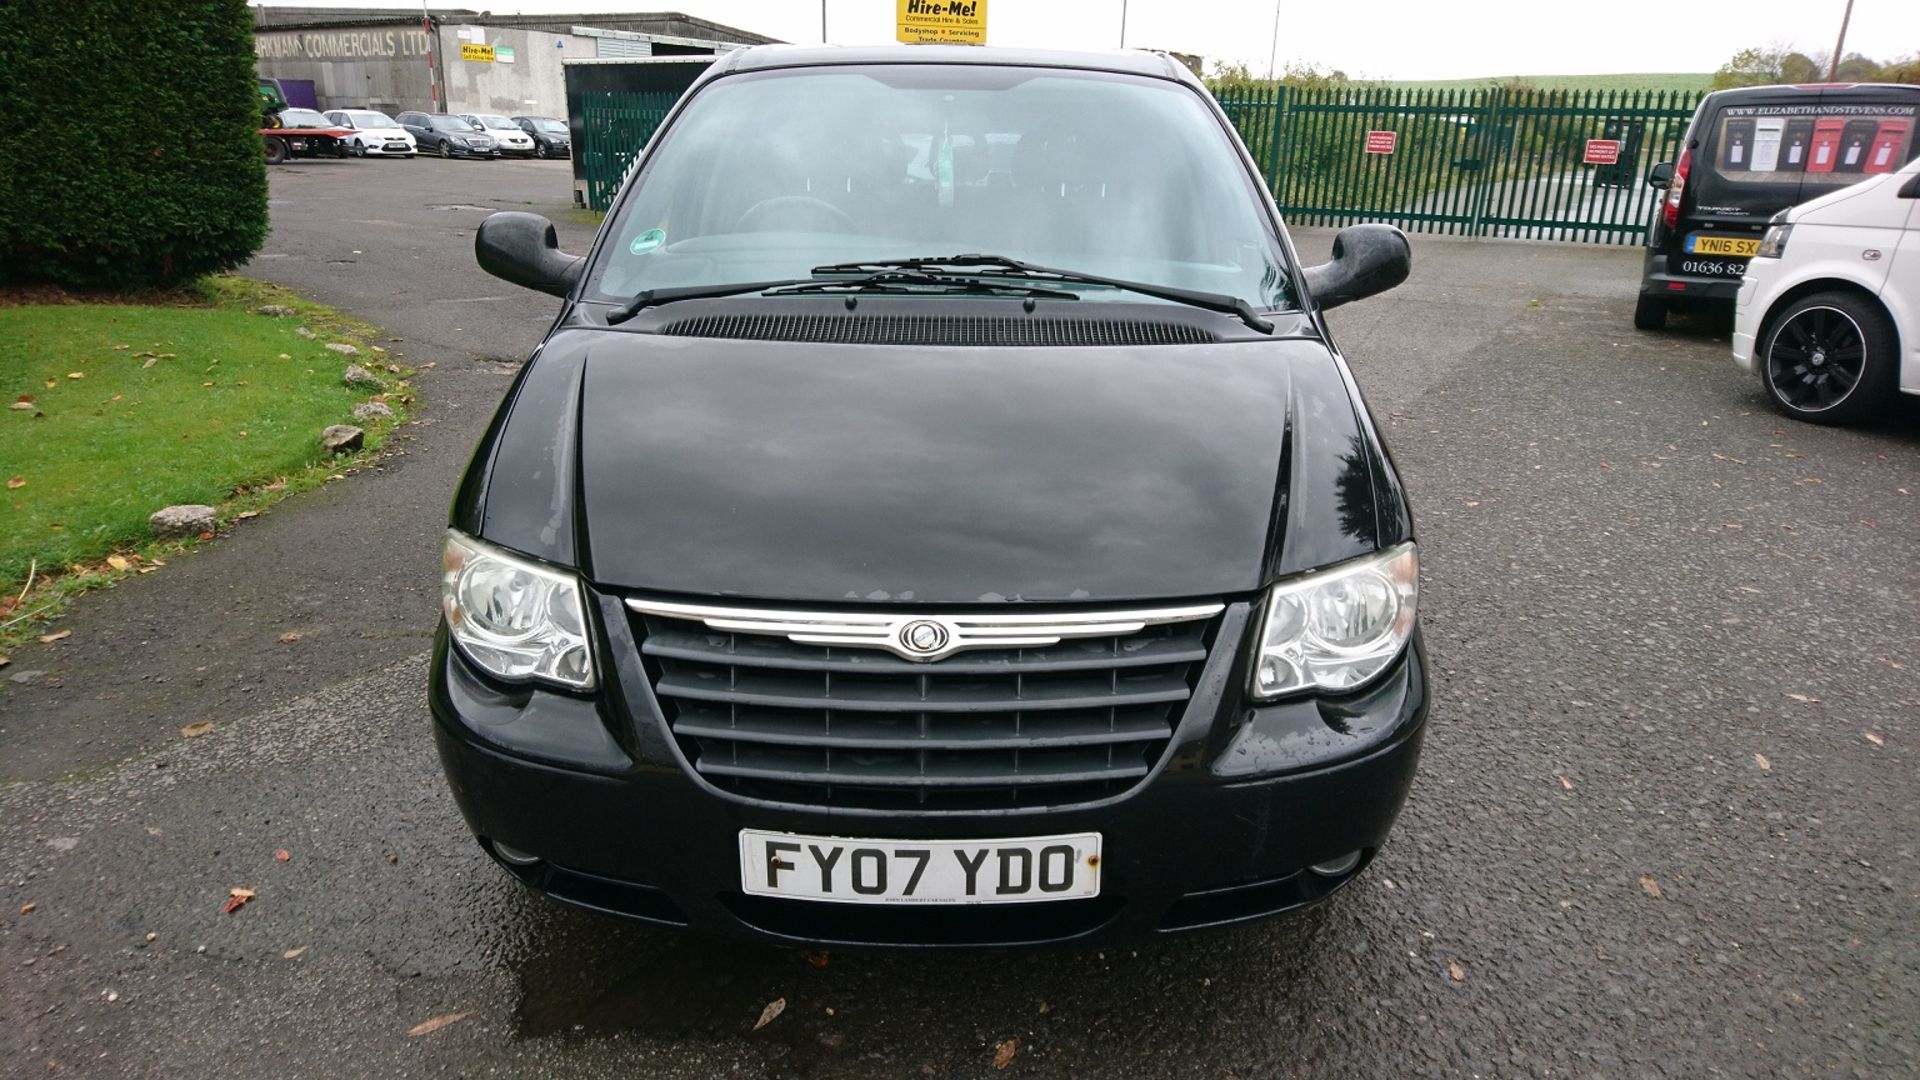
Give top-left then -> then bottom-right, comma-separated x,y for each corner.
1632,293 -> 1668,331
1759,291 -> 1897,425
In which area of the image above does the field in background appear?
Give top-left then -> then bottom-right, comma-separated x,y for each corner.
1390,73 -> 1713,93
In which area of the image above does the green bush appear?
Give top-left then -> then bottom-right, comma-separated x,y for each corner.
0,0 -> 267,289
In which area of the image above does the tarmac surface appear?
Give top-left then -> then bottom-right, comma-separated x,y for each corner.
2,155 -> 1915,1078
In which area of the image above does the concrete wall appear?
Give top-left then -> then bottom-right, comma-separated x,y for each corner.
438,25 -> 574,118
254,24 -> 435,113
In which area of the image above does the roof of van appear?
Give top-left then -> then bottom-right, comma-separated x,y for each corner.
1704,82 -> 1920,101
716,44 -> 1195,83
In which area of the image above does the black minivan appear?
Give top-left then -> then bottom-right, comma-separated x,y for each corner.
1634,83 -> 1919,330
433,45 -> 1424,946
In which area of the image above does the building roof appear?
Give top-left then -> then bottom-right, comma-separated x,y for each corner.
250,7 -> 778,45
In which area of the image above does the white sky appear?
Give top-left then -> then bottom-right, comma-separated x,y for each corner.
253,1 -> 1920,81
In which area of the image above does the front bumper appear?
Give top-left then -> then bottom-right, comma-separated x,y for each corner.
430,601 -> 1428,947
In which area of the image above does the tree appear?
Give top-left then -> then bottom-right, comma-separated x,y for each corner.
1711,47 -> 1787,90
1882,54 -> 1920,85
0,0 -> 268,289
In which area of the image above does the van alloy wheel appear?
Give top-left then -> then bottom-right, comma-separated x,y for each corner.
1760,292 -> 1896,425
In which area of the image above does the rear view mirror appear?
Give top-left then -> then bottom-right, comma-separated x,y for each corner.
475,212 -> 583,298
1646,162 -> 1674,189
1302,224 -> 1411,311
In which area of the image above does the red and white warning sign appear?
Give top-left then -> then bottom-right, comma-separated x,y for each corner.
1363,130 -> 1398,155
1583,139 -> 1622,165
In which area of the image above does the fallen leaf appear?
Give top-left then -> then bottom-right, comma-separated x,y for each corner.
221,887 -> 256,914
66,372 -> 83,380
752,997 -> 786,1031
406,1012 -> 469,1038
278,632 -> 302,644
1038,1001 -> 1052,1015
1556,775 -> 1573,790
1785,692 -> 1820,704
1711,452 -> 1746,465
236,510 -> 259,520
8,401 -> 31,411
0,655 -> 9,668
1447,960 -> 1467,982
283,946 -> 308,959
43,379 -> 55,388
1864,733 -> 1885,747
144,932 -> 156,942
180,721 -> 214,738
802,951 -> 830,969
1754,753 -> 1771,771
1639,874 -> 1663,899
106,556 -> 130,571
38,629 -> 70,643
19,903 -> 35,915
7,476 -> 24,489
113,344 -> 130,350
1597,462 -> 1612,470
195,531 -> 215,541
992,1038 -> 1020,1069
274,849 -> 291,862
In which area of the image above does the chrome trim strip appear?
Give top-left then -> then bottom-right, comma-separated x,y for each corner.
625,598 -> 1225,662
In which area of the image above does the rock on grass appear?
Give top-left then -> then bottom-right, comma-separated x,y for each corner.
351,401 -> 394,423
321,425 -> 364,455
341,365 -> 384,390
149,504 -> 217,539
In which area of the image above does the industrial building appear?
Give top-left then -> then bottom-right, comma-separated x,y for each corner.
252,7 -> 776,118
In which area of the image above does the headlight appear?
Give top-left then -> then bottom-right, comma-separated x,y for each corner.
441,530 -> 594,689
1756,223 -> 1792,259
1251,543 -> 1418,699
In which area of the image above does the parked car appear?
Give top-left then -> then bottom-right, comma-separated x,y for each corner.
459,112 -> 538,157
1733,154 -> 1920,424
1634,83 -> 1919,330
396,111 -> 498,158
270,107 -> 351,159
324,109 -> 417,157
438,45 -> 1423,947
511,115 -> 572,159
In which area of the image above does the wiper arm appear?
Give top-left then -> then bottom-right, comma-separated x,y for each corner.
812,254 -> 1275,333
604,269 -> 1077,325
766,269 -> 1079,301
605,278 -> 810,325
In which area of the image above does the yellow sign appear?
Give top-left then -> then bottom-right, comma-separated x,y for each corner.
896,0 -> 987,45
460,42 -> 495,63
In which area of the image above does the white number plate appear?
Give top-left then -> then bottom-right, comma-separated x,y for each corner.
739,829 -> 1102,905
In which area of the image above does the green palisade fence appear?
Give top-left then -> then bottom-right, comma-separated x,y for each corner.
579,91 -> 680,212
1216,84 -> 1703,244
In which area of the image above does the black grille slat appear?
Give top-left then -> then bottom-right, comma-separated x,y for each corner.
673,705 -> 1172,750
654,668 -> 1191,713
656,313 -> 1217,347
633,613 -> 1216,811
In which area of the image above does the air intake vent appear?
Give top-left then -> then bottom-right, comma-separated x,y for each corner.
657,313 -> 1218,347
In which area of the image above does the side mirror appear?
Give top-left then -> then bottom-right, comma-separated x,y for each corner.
1302,224 -> 1411,311
476,212 -> 584,298
1646,162 -> 1674,189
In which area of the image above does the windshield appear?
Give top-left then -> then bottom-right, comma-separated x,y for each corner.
592,65 -> 1292,311
477,115 -> 518,130
431,116 -> 472,131
281,109 -> 330,127
352,112 -> 399,128
534,118 -> 568,133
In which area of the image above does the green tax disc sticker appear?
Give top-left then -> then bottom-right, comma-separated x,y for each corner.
630,228 -> 666,255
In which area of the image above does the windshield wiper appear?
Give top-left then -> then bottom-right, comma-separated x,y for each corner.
811,254 -> 1276,334
605,269 -> 1076,325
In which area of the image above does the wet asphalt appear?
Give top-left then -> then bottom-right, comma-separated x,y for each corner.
1,157 -> 1915,1078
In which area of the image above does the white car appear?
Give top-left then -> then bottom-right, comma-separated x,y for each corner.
459,113 -> 537,157
325,109 -> 417,157
1735,154 -> 1920,424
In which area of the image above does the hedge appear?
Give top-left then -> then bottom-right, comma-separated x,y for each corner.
0,0 -> 268,289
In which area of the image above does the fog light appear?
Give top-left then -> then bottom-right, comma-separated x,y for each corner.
493,842 -> 542,867
1309,850 -> 1363,877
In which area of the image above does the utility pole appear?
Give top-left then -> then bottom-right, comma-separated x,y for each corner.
1119,0 -> 1128,48
822,0 -> 828,45
1266,1 -> 1282,81
1826,0 -> 1855,80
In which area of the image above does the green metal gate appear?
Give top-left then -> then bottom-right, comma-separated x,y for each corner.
1215,84 -> 1702,244
578,91 -> 680,211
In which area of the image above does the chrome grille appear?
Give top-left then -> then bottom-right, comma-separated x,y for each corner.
628,601 -> 1221,810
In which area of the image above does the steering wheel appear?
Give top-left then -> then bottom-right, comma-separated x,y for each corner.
733,196 -> 855,233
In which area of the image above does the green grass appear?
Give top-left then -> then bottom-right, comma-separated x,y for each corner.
1388,73 -> 1712,94
0,277 -> 407,648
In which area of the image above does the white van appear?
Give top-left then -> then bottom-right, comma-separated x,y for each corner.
1735,154 -> 1920,423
